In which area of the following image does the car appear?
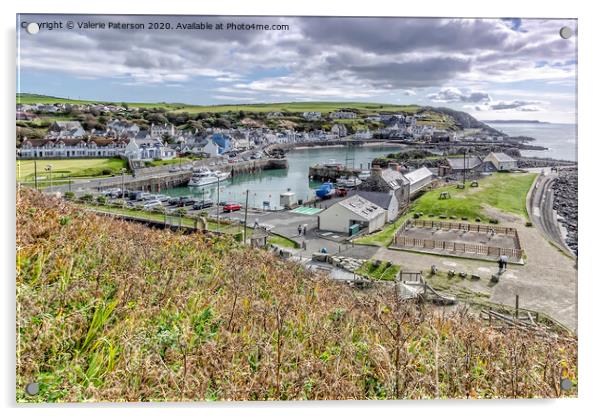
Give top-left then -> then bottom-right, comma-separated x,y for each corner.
223,203 -> 242,213
193,199 -> 214,210
168,166 -> 181,173
142,200 -> 163,211
155,195 -> 171,203
167,197 -> 181,206
176,196 -> 195,207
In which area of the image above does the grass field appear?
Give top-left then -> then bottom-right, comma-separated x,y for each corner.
17,94 -> 422,115
412,172 -> 536,221
17,158 -> 128,181
144,157 -> 199,168
355,172 -> 536,247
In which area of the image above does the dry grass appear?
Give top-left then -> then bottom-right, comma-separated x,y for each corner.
16,189 -> 577,402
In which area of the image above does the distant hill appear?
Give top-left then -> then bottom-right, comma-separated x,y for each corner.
16,93 -> 503,134
482,119 -> 550,124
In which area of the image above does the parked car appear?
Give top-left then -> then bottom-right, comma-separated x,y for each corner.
129,191 -> 144,201
223,202 -> 242,213
168,166 -> 181,172
167,197 -> 181,206
155,195 -> 171,203
193,199 -> 214,210
177,196 -> 196,207
142,200 -> 163,211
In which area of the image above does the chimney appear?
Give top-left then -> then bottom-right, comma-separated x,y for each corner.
370,165 -> 382,178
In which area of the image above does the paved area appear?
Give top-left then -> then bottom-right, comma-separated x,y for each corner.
398,227 -> 519,249
371,209 -> 577,331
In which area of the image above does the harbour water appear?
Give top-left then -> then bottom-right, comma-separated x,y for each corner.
163,123 -> 577,208
487,122 -> 577,162
163,144 -> 405,209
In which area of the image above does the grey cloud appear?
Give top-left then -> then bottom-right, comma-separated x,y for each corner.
489,100 -> 540,110
428,87 -> 491,103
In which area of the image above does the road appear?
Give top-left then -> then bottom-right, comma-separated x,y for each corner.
528,169 -> 574,258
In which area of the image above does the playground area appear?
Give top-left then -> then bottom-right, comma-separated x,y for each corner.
392,219 -> 524,263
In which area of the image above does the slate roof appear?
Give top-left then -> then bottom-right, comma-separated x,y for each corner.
446,156 -> 482,170
405,166 -> 434,185
350,190 -> 394,210
338,195 -> 385,221
488,152 -> 516,163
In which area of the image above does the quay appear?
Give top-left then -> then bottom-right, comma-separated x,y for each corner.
308,164 -> 362,182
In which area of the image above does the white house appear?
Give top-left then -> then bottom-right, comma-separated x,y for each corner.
330,111 -> 356,119
483,152 -> 518,171
405,166 -> 436,195
124,137 -> 175,161
331,124 -> 348,138
351,190 -> 399,223
318,194 -> 386,234
302,111 -> 321,121
150,123 -> 175,138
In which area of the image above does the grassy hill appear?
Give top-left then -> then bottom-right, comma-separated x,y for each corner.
17,93 -> 424,115
16,189 -> 576,402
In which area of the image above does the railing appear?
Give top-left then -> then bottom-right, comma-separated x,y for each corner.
404,218 -> 518,237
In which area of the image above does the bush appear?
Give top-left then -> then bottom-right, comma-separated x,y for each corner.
475,217 -> 481,222
489,219 -> 499,224
79,193 -> 94,203
413,213 -> 420,219
64,191 -> 75,200
96,195 -> 107,205
526,221 -> 533,227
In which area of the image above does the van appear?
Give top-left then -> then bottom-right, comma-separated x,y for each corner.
142,200 -> 163,211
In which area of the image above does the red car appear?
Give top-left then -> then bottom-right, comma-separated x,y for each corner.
223,203 -> 242,213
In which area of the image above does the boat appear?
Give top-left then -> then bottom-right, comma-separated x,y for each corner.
188,169 -> 231,187
315,182 -> 336,199
336,177 -> 362,188
358,170 -> 371,181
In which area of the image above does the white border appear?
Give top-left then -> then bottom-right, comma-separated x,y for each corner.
2,1 -> 599,415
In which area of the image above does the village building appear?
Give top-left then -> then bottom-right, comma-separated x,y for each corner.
123,137 -> 176,161
329,111 -> 357,119
483,152 -> 518,171
404,166 -> 436,195
318,194 -> 386,234
349,190 -> 400,222
302,111 -> 322,121
331,124 -> 348,138
47,121 -> 85,139
150,123 -> 175,139
358,164 -> 411,209
18,137 -> 128,159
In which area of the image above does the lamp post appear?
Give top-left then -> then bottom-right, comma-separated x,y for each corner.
121,168 -> 127,207
45,164 -> 53,193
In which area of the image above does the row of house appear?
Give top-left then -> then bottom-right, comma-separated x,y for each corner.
440,152 -> 518,176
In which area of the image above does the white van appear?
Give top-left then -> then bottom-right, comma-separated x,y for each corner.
142,200 -> 163,211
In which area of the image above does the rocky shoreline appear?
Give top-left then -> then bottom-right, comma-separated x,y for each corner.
552,168 -> 578,255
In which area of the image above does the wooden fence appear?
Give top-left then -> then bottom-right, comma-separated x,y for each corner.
405,218 -> 518,237
393,235 -> 523,261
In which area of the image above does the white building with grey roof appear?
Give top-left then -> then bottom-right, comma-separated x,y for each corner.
483,152 -> 518,171
318,194 -> 386,234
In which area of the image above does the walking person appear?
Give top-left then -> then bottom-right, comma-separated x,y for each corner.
497,256 -> 504,273
500,254 -> 509,270
297,224 -> 302,236
303,224 -> 307,236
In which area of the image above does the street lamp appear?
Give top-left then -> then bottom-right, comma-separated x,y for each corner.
120,168 -> 127,207
45,165 -> 53,193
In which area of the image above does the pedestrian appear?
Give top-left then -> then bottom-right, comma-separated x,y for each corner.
254,218 -> 259,229
500,254 -> 508,270
297,224 -> 302,236
497,258 -> 503,272
303,224 -> 307,236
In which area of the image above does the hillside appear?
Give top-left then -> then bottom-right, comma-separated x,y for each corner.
16,189 -> 576,401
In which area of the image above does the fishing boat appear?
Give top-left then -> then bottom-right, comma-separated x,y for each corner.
358,170 -> 371,181
315,182 -> 336,199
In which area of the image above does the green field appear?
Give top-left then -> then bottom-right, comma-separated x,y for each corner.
411,172 -> 536,221
355,172 -> 536,246
17,158 -> 128,182
18,94 -> 422,115
267,234 -> 300,249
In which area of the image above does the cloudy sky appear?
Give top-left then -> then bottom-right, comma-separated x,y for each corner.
17,15 -> 577,123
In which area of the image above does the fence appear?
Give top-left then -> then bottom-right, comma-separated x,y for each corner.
393,235 -> 523,261
404,218 -> 518,237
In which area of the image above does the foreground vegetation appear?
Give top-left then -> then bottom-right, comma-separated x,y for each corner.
16,189 -> 576,401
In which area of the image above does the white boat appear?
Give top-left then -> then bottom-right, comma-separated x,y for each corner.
358,170 -> 371,181
188,169 -> 230,187
336,177 -> 362,188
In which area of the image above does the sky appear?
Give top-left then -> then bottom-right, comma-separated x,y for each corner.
17,15 -> 577,123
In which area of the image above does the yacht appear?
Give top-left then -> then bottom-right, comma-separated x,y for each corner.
188,170 -> 231,187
